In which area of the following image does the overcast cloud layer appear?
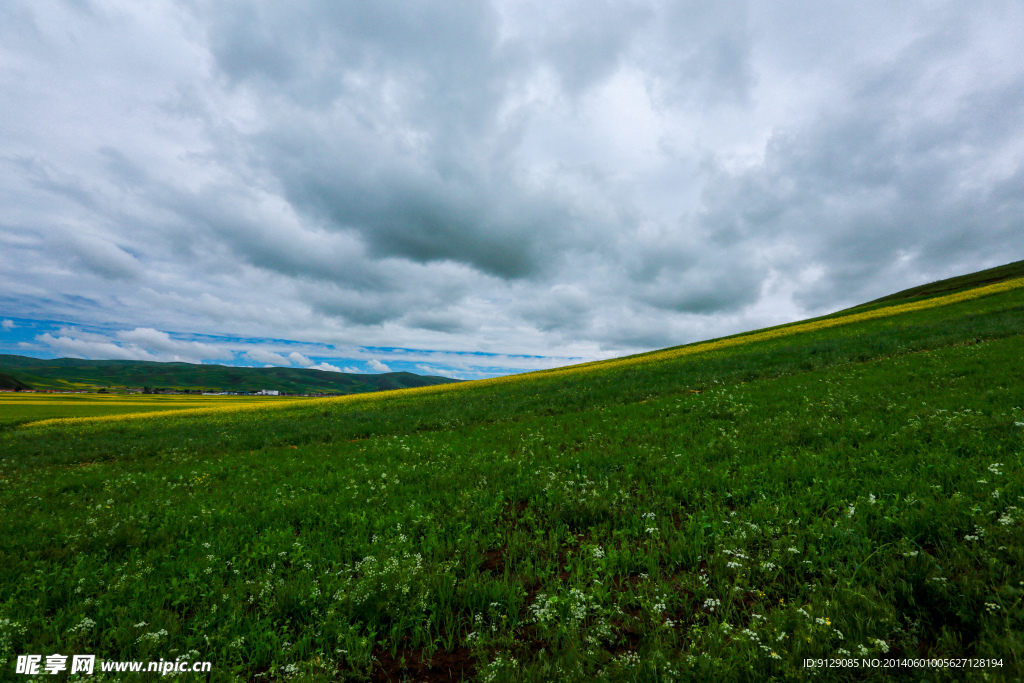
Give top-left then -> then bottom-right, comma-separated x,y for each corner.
2,0 -> 1022,376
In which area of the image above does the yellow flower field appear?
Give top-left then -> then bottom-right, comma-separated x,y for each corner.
3,392 -> 308,426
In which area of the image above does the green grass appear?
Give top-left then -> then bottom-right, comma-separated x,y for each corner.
1,275 -> 1022,682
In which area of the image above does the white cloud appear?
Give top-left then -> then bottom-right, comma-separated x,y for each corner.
288,351 -> 314,366
310,362 -> 342,372
415,364 -> 463,379
246,349 -> 289,365
342,366 -> 361,374
1,320 -> 15,330
37,332 -> 158,361
56,327 -> 112,344
367,359 -> 392,373
115,328 -> 233,363
34,327 -> 233,364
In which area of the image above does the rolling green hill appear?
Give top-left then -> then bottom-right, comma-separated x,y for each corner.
1,263 -> 1022,682
839,257 -> 1024,312
0,371 -> 33,391
0,355 -> 459,394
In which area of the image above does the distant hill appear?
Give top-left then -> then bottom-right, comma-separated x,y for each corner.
0,355 -> 460,394
0,371 -> 33,391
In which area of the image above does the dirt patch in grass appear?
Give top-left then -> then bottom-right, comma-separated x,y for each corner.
369,644 -> 477,682
479,545 -> 507,576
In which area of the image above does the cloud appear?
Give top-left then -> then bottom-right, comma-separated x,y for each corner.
415,363 -> 463,379
367,359 -> 392,373
1,320 -> 15,330
246,348 -> 289,365
63,232 -> 141,281
115,328 -> 233,363
1,0 -> 1022,367
310,362 -> 342,372
36,332 -> 158,361
288,351 -> 314,366
34,327 -> 233,364
341,366 -> 361,374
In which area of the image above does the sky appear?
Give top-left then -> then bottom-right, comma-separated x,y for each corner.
2,0 -> 1022,379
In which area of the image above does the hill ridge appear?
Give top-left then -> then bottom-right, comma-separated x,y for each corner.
0,354 -> 459,395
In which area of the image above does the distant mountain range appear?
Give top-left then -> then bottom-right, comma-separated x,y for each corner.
0,355 -> 461,395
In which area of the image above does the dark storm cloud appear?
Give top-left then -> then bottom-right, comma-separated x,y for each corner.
1,0 -> 1022,370
199,0 -> 764,282
400,310 -> 469,335
200,0 -> 573,279
259,129 -> 551,279
694,24 -> 1024,310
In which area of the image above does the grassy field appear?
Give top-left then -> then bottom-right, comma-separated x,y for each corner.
1,274 -> 1022,682
0,394 -> 311,431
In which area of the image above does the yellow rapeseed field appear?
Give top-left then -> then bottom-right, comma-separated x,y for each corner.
24,275 -> 1024,429
6,393 -> 305,426
1,393 -> 267,408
